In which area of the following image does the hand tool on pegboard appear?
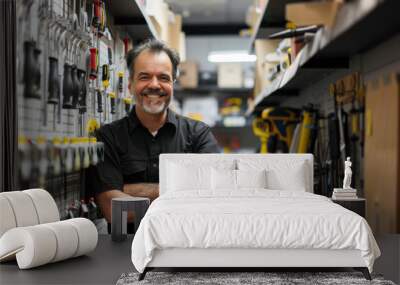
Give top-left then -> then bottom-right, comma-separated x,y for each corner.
79,0 -> 90,32
71,63 -> 81,109
108,92 -> 116,115
48,136 -> 61,196
21,1 -> 42,100
91,0 -> 102,29
62,35 -> 78,109
48,26 -> 60,106
78,69 -> 88,113
89,47 -> 99,80
18,136 -> 33,184
123,97 -> 132,115
89,137 -> 99,166
50,21 -> 68,129
16,0 -> 34,86
96,88 -> 103,122
102,64 -> 110,121
72,137 -> 82,172
51,136 -> 62,177
82,137 -> 91,169
62,60 -> 74,109
72,37 -> 89,114
99,0 -> 107,36
36,136 -> 49,188
23,41 -> 42,99
37,0 -> 52,127
91,0 -> 107,36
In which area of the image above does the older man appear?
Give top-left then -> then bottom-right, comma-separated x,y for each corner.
95,39 -> 219,222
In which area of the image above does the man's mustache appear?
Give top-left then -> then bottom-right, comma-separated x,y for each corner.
141,88 -> 167,97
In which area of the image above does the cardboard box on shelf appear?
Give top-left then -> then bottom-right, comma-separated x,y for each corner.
146,0 -> 170,41
168,14 -> 182,52
178,61 -> 198,88
218,63 -> 243,88
179,32 -> 186,61
286,1 -> 343,28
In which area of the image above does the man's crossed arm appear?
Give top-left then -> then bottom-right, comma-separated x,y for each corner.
96,183 -> 159,223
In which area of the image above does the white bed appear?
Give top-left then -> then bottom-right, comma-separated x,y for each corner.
131,154 -> 380,280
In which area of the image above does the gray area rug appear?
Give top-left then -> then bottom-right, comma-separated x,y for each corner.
116,271 -> 396,285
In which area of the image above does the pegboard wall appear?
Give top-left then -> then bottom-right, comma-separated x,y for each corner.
16,0 -> 133,218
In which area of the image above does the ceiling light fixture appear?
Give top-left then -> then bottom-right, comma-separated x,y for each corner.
208,50 -> 256,63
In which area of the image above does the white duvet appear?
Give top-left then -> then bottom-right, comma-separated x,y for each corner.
131,190 -> 380,273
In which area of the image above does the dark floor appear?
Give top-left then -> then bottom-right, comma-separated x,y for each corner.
374,235 -> 400,284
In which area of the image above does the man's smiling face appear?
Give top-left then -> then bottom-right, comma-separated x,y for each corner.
129,50 -> 174,115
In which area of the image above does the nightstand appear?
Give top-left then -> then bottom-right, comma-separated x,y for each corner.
331,198 -> 366,218
111,197 -> 150,242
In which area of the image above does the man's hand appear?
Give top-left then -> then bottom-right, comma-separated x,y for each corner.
123,183 -> 159,201
96,183 -> 159,223
96,190 -> 133,223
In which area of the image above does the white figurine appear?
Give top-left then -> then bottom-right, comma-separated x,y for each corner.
343,157 -> 353,189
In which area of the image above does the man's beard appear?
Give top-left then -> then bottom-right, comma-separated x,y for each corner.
140,88 -> 171,115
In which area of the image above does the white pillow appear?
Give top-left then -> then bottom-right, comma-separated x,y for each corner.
165,159 -> 236,192
211,168 -> 236,190
167,162 -> 211,191
236,169 -> 267,189
265,162 -> 307,191
238,159 -> 308,191
211,169 -> 267,191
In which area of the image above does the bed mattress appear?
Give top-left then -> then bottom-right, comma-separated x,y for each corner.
131,190 -> 380,273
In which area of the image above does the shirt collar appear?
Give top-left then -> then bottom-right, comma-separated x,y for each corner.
128,106 -> 178,134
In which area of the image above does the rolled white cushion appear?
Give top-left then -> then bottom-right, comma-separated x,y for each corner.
0,226 -> 57,269
23,189 -> 60,223
0,196 -> 17,238
0,218 -> 98,269
63,218 -> 98,257
42,221 -> 79,262
0,191 -> 39,227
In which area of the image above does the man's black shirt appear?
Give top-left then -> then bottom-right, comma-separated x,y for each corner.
94,107 -> 219,194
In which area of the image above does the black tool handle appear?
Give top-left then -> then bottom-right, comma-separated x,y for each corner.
71,65 -> 80,109
108,47 -> 112,65
62,63 -> 74,109
110,97 -> 115,114
48,57 -> 60,104
24,41 -> 41,99
97,90 -> 103,113
77,69 -> 87,113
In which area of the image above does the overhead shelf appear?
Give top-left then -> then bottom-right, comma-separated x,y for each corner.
247,0 -> 400,115
174,86 -> 253,101
107,0 -> 159,41
175,86 -> 253,94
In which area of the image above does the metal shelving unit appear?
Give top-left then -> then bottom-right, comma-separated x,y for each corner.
107,0 -> 159,41
174,86 -> 253,102
247,0 -> 400,115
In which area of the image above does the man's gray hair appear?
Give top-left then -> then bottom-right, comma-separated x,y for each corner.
126,38 -> 180,80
